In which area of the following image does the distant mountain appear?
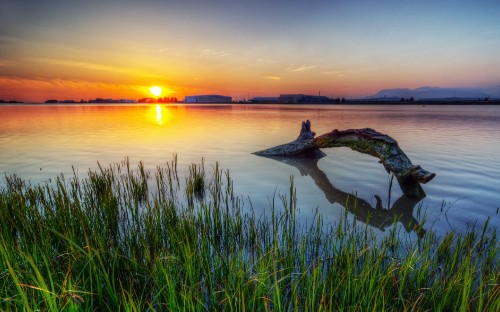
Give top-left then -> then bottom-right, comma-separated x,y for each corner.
369,87 -> 493,100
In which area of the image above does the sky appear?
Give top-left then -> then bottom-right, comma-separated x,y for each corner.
1,0 -> 500,102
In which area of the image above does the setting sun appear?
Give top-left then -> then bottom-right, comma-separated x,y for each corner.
149,86 -> 162,97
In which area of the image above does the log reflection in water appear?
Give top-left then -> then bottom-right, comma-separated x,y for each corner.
268,153 -> 426,237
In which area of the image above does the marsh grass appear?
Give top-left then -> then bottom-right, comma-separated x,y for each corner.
0,158 -> 498,311
185,160 -> 205,206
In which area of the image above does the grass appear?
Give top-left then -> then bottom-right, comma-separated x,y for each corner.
0,158 -> 498,311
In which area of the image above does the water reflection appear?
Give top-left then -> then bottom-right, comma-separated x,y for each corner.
151,104 -> 176,125
155,105 -> 163,125
267,154 -> 426,238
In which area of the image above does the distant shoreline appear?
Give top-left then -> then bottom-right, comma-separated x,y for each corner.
341,99 -> 500,105
2,100 -> 500,105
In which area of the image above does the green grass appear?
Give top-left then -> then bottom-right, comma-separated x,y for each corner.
0,158 -> 498,311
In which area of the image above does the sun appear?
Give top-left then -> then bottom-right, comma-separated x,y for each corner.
149,86 -> 163,97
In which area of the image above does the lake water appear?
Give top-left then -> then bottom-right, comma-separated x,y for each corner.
1,103 -> 499,238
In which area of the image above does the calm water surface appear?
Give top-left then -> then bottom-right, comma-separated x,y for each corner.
1,104 -> 499,238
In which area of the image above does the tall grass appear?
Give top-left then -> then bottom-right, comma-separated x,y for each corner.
0,158 -> 498,311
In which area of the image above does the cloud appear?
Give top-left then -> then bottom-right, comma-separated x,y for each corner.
0,60 -> 14,67
0,76 -> 138,101
25,57 -> 163,79
287,64 -> 315,72
28,58 -> 128,73
322,70 -> 347,77
199,48 -> 229,57
0,36 -> 23,45
264,76 -> 281,80
0,76 -> 128,90
257,58 -> 276,64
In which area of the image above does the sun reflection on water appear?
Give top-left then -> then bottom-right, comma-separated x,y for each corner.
155,105 -> 163,124
151,104 -> 175,125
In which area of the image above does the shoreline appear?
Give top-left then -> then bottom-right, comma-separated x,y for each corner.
2,99 -> 500,105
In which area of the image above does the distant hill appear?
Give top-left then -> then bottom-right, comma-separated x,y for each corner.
369,87 -> 493,100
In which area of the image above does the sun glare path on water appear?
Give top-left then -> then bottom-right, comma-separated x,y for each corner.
155,105 -> 163,124
151,104 -> 175,126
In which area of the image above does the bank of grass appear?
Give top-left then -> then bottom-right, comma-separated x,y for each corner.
0,158 -> 498,311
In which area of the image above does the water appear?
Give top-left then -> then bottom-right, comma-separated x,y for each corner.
1,103 -> 499,238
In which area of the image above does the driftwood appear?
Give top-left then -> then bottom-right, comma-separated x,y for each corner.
254,120 -> 435,198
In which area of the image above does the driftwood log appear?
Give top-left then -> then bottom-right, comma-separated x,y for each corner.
254,120 -> 435,198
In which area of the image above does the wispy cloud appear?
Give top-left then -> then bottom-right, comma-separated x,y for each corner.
257,58 -> 276,64
28,58 -> 128,73
25,58 -> 163,78
264,76 -> 281,80
322,70 -> 347,77
287,64 -> 315,72
199,48 -> 230,57
0,60 -> 14,67
0,36 -> 23,45
0,76 -> 136,99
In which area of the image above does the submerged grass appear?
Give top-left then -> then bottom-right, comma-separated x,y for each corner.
0,158 -> 498,311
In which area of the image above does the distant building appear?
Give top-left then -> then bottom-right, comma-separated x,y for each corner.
279,94 -> 331,104
184,94 -> 232,103
89,98 -> 114,103
279,94 -> 305,104
250,97 -> 279,103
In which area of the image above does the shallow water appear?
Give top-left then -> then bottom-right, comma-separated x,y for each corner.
1,103 -> 499,238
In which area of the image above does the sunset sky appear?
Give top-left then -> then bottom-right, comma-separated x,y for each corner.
1,0 -> 500,102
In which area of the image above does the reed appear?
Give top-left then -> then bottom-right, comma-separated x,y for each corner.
0,158 -> 498,311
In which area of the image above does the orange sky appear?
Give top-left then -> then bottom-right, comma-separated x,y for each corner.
1,0 -> 500,102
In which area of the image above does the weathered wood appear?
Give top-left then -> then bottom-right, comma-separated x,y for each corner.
254,120 -> 435,198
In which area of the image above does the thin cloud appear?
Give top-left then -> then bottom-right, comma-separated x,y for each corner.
199,48 -> 230,57
0,76 -> 133,96
0,36 -> 23,45
28,58 -> 129,73
0,60 -> 14,67
264,76 -> 281,80
25,58 -> 163,79
257,58 -> 276,63
322,70 -> 347,77
287,64 -> 315,72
